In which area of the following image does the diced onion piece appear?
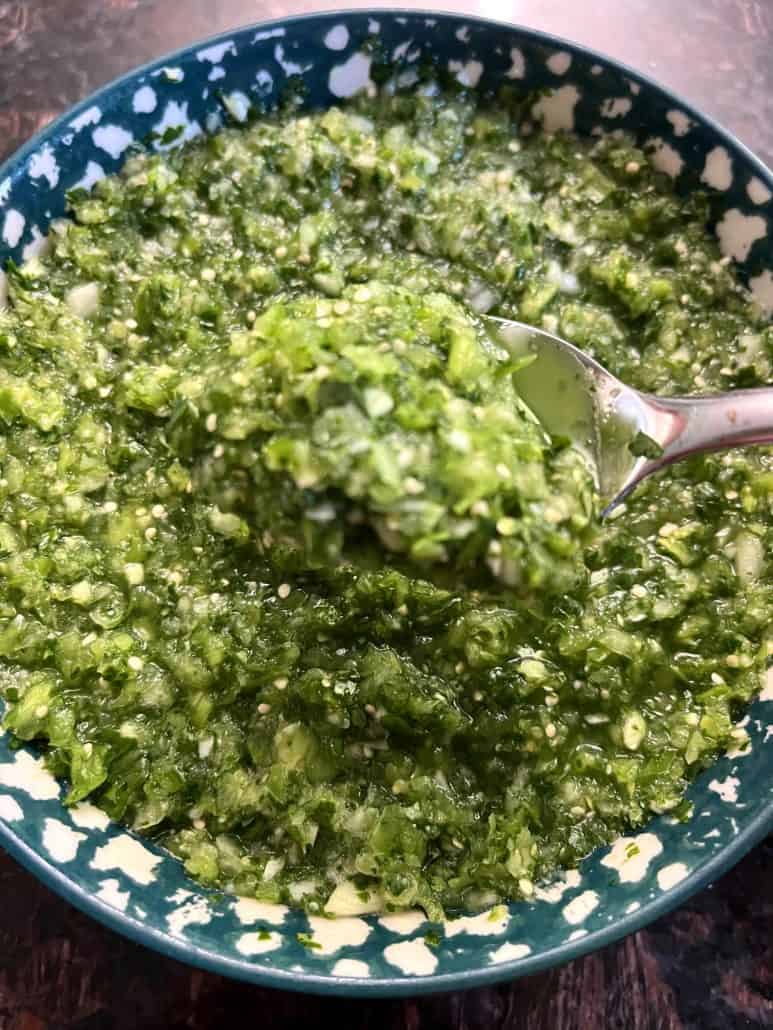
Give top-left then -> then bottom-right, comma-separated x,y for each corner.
324,880 -> 384,916
363,387 -> 394,417
66,282 -> 100,318
622,711 -> 647,750
467,283 -> 498,313
197,734 -> 214,759
263,857 -> 285,881
546,260 -> 579,293
735,530 -> 764,583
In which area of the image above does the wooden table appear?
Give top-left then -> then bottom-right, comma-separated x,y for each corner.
0,2 -> 772,1027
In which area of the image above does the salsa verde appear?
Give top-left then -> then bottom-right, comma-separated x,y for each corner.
0,80 -> 771,919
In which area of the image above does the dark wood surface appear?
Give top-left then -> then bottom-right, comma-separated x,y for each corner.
0,2 -> 772,1027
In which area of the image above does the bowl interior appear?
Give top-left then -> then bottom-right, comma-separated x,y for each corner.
0,9 -> 771,997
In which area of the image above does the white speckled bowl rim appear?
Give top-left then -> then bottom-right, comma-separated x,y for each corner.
0,8 -> 771,997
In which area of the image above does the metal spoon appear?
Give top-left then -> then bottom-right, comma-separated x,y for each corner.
489,317 -> 773,514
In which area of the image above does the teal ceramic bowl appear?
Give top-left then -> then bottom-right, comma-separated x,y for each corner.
0,8 -> 771,997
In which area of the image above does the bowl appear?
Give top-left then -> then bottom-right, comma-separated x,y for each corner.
0,8 -> 771,997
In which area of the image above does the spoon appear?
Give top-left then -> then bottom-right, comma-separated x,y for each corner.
489,317 -> 773,515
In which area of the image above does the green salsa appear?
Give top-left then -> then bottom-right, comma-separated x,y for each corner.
1,80 -> 771,919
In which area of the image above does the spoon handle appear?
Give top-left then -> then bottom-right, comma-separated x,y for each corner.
606,387 -> 773,512
645,387 -> 773,466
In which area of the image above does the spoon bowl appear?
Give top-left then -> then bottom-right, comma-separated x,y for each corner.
490,317 -> 773,513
